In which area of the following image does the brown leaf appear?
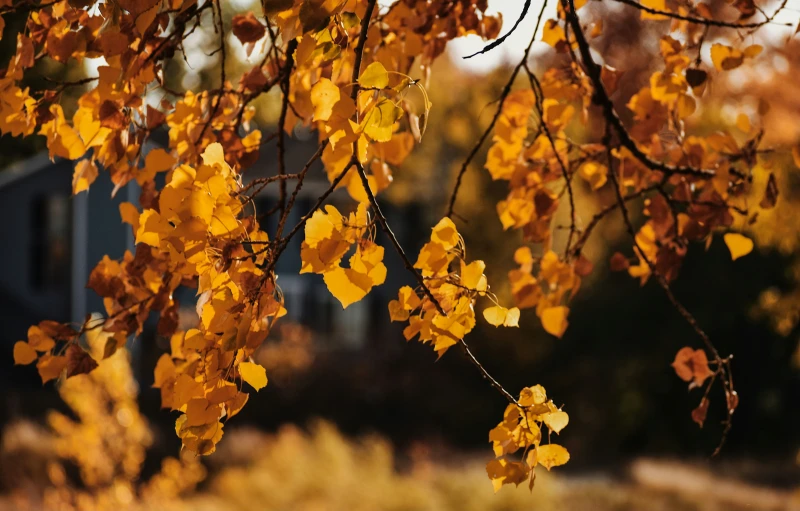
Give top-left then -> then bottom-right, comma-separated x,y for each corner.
15,34 -> 35,69
574,255 -> 593,277
232,12 -> 266,45
609,252 -> 630,272
38,320 -> 77,341
99,100 -> 126,130
37,355 -> 67,384
672,347 -> 695,382
691,398 -> 709,427
157,303 -> 179,338
731,0 -> 756,19
671,347 -> 714,386
685,68 -> 707,89
240,66 -> 268,92
146,105 -> 166,131
759,173 -> 778,209
600,66 -> 622,95
66,344 -> 98,377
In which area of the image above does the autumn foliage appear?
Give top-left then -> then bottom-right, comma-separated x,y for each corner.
3,0 -> 796,492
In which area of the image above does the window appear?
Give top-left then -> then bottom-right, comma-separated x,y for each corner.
30,194 -> 71,292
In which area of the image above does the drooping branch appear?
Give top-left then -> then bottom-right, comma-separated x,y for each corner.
524,63 -> 577,258
446,0 -> 550,218
603,128 -> 735,454
350,0 -> 379,102
614,0 -> 791,29
569,183 -> 661,257
562,0 -> 729,180
195,0 -> 227,148
463,0 -> 532,59
276,38 -> 299,218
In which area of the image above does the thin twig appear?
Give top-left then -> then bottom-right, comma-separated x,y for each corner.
614,0 -> 791,29
446,0 -> 549,218
276,38 -> 299,218
463,0 -> 532,59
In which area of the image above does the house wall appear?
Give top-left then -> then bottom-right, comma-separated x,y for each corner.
0,155 -> 73,334
0,155 -> 135,351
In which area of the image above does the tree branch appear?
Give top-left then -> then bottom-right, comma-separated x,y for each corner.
614,0 -> 791,29
446,0 -> 549,218
463,0 -> 532,59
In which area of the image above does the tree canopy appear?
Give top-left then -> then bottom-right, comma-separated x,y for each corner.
4,0 -> 798,492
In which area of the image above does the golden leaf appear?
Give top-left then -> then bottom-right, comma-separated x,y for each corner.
358,61 -> 389,89
239,361 -> 268,391
13,341 -> 37,365
533,444 -> 570,470
541,306 -> 569,338
723,233 -> 753,261
483,305 -> 521,327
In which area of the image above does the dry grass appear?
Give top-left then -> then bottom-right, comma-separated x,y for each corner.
1,350 -> 797,510
3,420 -> 800,511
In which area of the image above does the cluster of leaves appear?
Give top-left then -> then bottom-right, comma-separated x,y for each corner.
389,217 -> 519,356
486,385 -> 569,492
300,203 -> 386,307
3,0 -> 798,491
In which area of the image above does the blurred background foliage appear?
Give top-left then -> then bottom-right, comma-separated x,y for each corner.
0,0 -> 799,508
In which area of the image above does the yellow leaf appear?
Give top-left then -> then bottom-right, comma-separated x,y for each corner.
743,44 -> 763,58
358,61 -> 389,89
639,0 -> 669,19
201,142 -> 228,170
311,78 -> 340,122
710,43 -> 743,71
461,260 -> 487,291
503,308 -> 520,328
514,246 -> 534,266
37,354 -> 67,384
58,122 -> 87,160
362,99 -> 402,142
388,286 -> 421,321
119,202 -> 140,231
735,113 -> 751,133
431,217 -> 460,249
519,384 -> 547,406
542,19 -> 565,48
226,392 -> 249,419
136,209 -> 170,247
145,148 -> 176,173
209,205 -> 241,237
27,325 -> 55,351
541,306 -> 569,338
577,161 -> 607,190
323,243 -> 387,308
206,379 -> 238,404
239,361 -> 268,391
153,353 -> 176,388
723,232 -> 753,261
543,410 -> 569,434
483,306 -> 520,327
483,306 -> 506,326
173,373 -> 204,408
184,398 -> 222,426
534,444 -> 570,470
13,341 -> 37,365
72,159 -> 98,194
